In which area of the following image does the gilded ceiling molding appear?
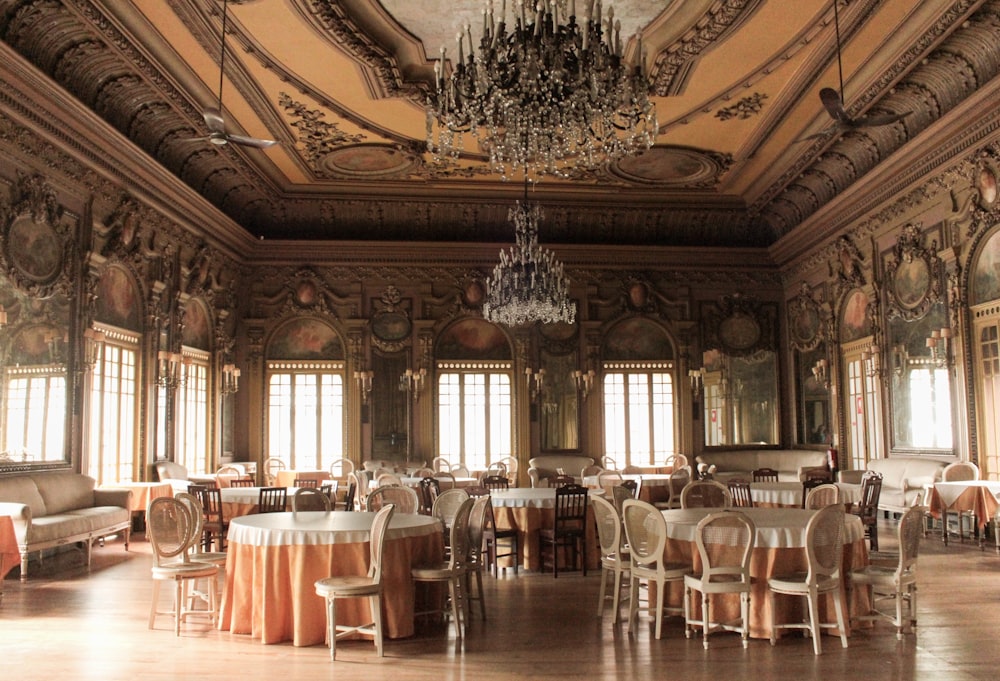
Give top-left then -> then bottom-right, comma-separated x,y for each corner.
715,93 -> 768,121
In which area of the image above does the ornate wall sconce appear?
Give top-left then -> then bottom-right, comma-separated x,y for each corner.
892,344 -> 909,378
811,358 -> 829,390
525,367 -> 545,403
926,326 -> 953,368
83,328 -> 106,370
573,369 -> 595,400
354,369 -> 373,403
860,343 -> 881,378
157,351 -> 187,389
399,367 -> 426,400
0,304 -> 7,329
221,363 -> 241,395
688,368 -> 703,398
44,330 -> 67,364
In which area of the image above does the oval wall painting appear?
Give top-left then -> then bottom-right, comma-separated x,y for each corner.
840,290 -> 871,342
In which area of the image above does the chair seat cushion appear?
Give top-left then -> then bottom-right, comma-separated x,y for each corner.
25,506 -> 130,545
315,575 -> 379,596
411,564 -> 464,580
768,572 -> 840,593
152,562 -> 218,579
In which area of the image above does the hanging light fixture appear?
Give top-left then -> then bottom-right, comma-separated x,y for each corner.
426,0 -> 657,180
483,183 -> 576,326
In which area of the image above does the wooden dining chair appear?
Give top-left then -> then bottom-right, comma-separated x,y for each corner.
752,467 -> 779,482
194,486 -> 227,551
853,471 -> 883,551
293,478 -> 319,489
228,478 -> 256,488
538,484 -> 589,577
727,480 -> 754,508
257,486 -> 287,513
366,485 -> 420,514
482,474 -> 509,491
418,477 -> 441,515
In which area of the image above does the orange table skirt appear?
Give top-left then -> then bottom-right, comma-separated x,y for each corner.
652,537 -> 869,639
493,505 -> 599,572
275,470 -> 332,488
219,532 -> 443,646
928,484 -> 1000,530
1,515 -> 17,580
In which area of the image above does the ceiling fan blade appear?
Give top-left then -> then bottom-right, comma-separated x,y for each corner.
853,111 -> 912,128
819,88 -> 850,123
226,133 -> 278,149
203,107 -> 226,134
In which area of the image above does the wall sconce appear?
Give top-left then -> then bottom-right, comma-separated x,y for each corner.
860,343 -> 881,378
354,369 -> 373,403
926,326 -> 954,368
573,369 -> 596,400
44,330 -> 68,364
688,368 -> 703,398
525,367 -> 545,403
0,304 -> 7,329
157,351 -> 186,389
221,363 -> 241,395
811,358 -> 829,390
892,343 -> 909,378
400,367 -> 426,399
83,328 -> 106,369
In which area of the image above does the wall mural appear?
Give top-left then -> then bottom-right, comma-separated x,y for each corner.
436,318 -> 510,360
972,227 -> 1000,304
95,265 -> 141,330
603,317 -> 674,360
267,317 -> 343,359
839,289 -> 872,342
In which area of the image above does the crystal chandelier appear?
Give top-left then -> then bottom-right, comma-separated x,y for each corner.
483,198 -> 576,326
426,0 -> 658,179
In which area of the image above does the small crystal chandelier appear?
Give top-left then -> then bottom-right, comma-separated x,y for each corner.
483,194 -> 576,326
426,0 -> 657,179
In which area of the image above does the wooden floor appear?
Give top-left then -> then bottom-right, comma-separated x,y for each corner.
3,516 -> 999,681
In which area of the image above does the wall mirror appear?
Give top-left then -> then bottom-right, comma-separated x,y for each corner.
538,321 -> 581,452
701,294 -> 780,447
0,175 -> 74,472
788,284 -> 832,446
370,350 -> 408,462
883,224 -> 953,453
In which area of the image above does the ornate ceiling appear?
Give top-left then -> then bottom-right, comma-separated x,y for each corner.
1,0 -> 998,248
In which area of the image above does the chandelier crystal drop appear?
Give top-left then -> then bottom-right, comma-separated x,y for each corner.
483,201 -> 576,326
426,0 -> 658,180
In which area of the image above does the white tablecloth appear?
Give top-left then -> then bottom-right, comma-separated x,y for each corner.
227,510 -> 441,546
490,487 -> 604,509
748,482 -> 862,508
660,507 -> 865,548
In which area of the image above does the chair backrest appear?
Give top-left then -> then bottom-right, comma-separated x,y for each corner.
418,477 -> 441,514
343,481 -> 357,512
292,487 -> 332,512
856,471 -> 883,523
896,504 -> 925,577
621,465 -> 642,474
147,496 -> 195,567
620,478 -> 641,499
195,486 -> 224,528
601,455 -> 618,470
228,478 -> 256,488
483,474 -> 510,491
432,488 -> 471,530
550,474 -> 576,488
447,497 -> 476,569
727,480 -> 754,508
803,467 -> 833,483
804,503 -> 846,585
450,463 -> 471,477
597,471 -> 624,488
257,486 -> 287,513
497,455 -> 519,480
467,494 -> 491,566
804,483 -> 841,510
668,465 -> 692,500
581,464 -> 604,478
592,495 -> 624,559
694,510 -> 756,585
367,503 -> 396,582
621,499 -> 668,571
294,478 -> 319,488
376,472 -> 403,488
553,484 -> 589,531
412,467 -> 435,479
319,481 -> 337,500
436,471 -> 457,489
800,477 -> 827,507
464,485 -> 490,497
351,469 -> 370,508
680,480 -> 732,509
942,461 -> 979,482
665,454 -> 688,470
611,485 -> 633,516
431,456 -> 451,473
263,457 -> 285,485
216,464 -> 243,479
752,467 -> 779,482
329,457 -> 355,480
173,492 -> 205,555
366,485 -> 420,514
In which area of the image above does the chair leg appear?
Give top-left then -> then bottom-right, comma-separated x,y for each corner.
148,580 -> 161,630
611,567 -> 625,624
832,588 -> 848,650
597,567 -> 608,617
740,592 -> 750,648
628,577 -> 640,636
371,593 -> 384,656
326,595 -> 337,660
654,578 -> 665,640
702,591 -> 711,649
806,591 -> 822,655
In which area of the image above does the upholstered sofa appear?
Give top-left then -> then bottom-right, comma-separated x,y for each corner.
154,459 -> 219,494
694,449 -> 830,483
0,472 -> 132,581
838,456 -> 948,515
527,454 -> 595,487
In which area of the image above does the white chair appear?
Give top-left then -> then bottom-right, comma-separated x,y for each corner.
683,510 -> 756,649
314,503 -> 395,659
622,499 -> 690,639
450,463 -> 471,477
941,461 -> 979,541
366,484 -> 420,514
804,483 -> 841,510
350,469 -> 370,510
592,495 -> 629,623
375,472 -> 403,488
466,494 -> 491,621
431,456 -> 451,473
172,492 -> 227,615
329,457 -> 355,481
767,503 -> 849,655
263,456 -> 285,486
146,496 -> 219,636
849,505 -> 924,639
292,487 -> 333,513
412,496 -> 475,638
680,480 -> 732,509
597,470 -> 624,489
654,465 -> 691,510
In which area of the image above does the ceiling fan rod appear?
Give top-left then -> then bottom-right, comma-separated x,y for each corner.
833,0 -> 845,101
217,0 -> 229,111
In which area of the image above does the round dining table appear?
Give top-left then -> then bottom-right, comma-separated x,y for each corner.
219,510 -> 443,646
219,486 -> 301,520
657,507 -> 869,640
749,481 -> 862,508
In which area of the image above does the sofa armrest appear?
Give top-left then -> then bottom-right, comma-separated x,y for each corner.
837,470 -> 866,485
94,488 -> 133,509
0,502 -> 32,543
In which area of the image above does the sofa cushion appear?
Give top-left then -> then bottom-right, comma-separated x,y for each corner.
30,472 -> 97,516
155,460 -> 188,481
528,455 -> 595,476
25,506 -> 130,545
0,475 -> 48,517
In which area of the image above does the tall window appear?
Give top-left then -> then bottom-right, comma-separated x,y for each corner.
603,362 -> 676,469
3,367 -> 66,461
437,361 -> 512,471
266,361 -> 344,469
976,319 -> 1000,479
88,330 -> 138,484
843,346 -> 882,472
176,351 -> 210,476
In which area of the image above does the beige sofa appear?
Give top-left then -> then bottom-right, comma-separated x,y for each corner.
527,455 -> 595,487
0,472 -> 132,581
838,456 -> 948,515
694,449 -> 830,483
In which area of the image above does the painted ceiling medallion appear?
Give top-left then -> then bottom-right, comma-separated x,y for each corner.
609,146 -> 730,187
319,144 -> 418,178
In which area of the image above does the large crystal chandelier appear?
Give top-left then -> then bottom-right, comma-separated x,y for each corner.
483,198 -> 576,326
426,0 -> 658,179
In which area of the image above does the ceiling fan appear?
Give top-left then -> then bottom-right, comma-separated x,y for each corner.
798,1 -> 911,142
191,0 -> 277,149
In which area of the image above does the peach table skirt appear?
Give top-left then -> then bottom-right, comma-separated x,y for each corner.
1,515 -> 17,580
219,511 -> 443,646
929,481 -> 1000,529
656,507 -> 869,639
100,481 -> 174,512
275,470 -> 332,488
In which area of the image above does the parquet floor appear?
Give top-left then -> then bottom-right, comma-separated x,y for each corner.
2,516 -> 999,681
